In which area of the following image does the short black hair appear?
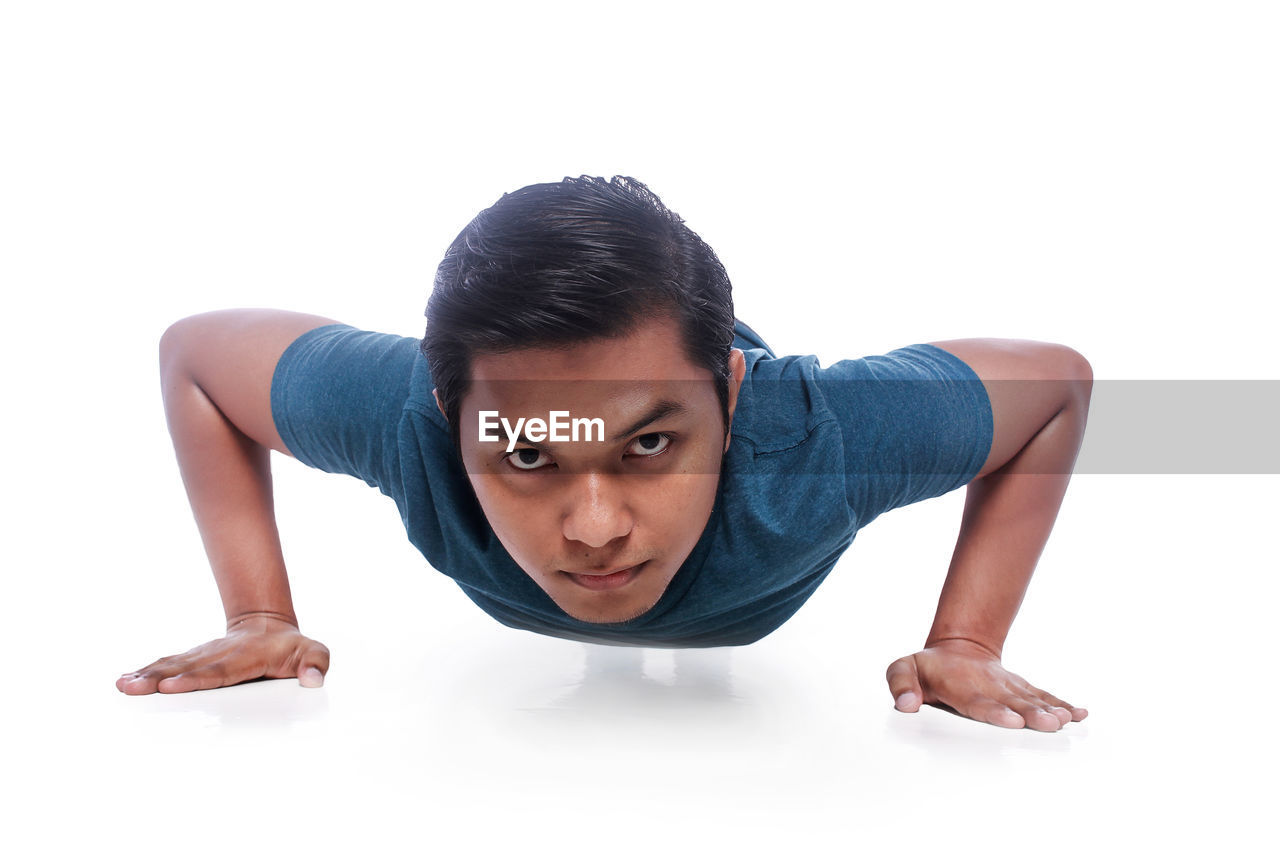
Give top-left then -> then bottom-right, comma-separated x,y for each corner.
422,176 -> 736,452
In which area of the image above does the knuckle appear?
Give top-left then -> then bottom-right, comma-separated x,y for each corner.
885,656 -> 911,678
1040,692 -> 1068,708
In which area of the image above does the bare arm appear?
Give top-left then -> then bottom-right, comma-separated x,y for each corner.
118,309 -> 339,695
886,338 -> 1093,731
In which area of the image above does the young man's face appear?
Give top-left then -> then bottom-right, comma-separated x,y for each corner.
442,316 -> 745,624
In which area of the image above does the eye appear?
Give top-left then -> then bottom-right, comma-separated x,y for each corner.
505,448 -> 555,471
626,432 -> 671,458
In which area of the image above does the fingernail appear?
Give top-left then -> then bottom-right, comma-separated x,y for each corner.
896,692 -> 917,710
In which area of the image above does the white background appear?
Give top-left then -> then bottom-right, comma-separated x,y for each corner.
2,2 -> 1276,850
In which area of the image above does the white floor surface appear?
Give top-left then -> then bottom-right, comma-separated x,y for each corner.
11,472 -> 1276,851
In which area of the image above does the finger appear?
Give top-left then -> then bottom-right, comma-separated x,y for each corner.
155,673 -> 203,694
1027,686 -> 1086,724
120,654 -> 178,680
885,656 -> 923,712
1045,706 -> 1073,725
120,648 -> 226,693
1007,684 -> 1071,725
967,698 -> 1025,729
297,644 -> 330,688
125,651 -> 201,679
158,653 -> 271,693
116,673 -> 159,695
1005,696 -> 1064,732
118,660 -> 191,694
156,666 -> 231,694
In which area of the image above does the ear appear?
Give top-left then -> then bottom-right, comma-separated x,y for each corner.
432,388 -> 447,420
723,348 -> 746,453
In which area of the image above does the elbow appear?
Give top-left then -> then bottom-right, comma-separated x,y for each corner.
158,313 -> 208,382
158,318 -> 192,379
1053,344 -> 1093,409
1017,341 -> 1093,412
1055,343 -> 1093,385
158,320 -> 182,373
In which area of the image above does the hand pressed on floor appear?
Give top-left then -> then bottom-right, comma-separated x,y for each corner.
886,638 -> 1087,732
116,614 -> 330,695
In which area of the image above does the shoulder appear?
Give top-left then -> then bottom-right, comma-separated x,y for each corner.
730,351 -> 833,454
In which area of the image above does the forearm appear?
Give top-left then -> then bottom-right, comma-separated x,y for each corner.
886,339 -> 1092,729
925,388 -> 1089,657
161,353 -> 298,630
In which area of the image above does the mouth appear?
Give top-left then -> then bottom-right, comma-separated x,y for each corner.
564,561 -> 648,591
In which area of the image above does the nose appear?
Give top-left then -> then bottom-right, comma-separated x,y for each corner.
561,472 -> 634,549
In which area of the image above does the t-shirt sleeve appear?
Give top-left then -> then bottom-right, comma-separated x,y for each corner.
812,343 -> 994,529
270,324 -> 419,496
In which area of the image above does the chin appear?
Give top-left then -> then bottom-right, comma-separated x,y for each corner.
561,594 -> 659,625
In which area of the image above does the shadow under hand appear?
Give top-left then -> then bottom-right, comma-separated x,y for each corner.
124,675 -> 331,732
883,699 -> 1082,762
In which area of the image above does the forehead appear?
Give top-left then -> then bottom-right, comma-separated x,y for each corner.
462,316 -> 716,425
469,316 -> 707,384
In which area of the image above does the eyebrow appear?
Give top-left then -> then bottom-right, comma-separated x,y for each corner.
608,399 -> 689,442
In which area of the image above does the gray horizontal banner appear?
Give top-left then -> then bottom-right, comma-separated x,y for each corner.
452,379 -> 1280,475
1077,380 -> 1280,474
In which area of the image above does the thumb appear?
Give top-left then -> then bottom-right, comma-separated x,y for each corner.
297,644 -> 330,688
886,655 -> 923,712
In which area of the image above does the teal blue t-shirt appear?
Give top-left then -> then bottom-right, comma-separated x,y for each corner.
271,320 -> 992,647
